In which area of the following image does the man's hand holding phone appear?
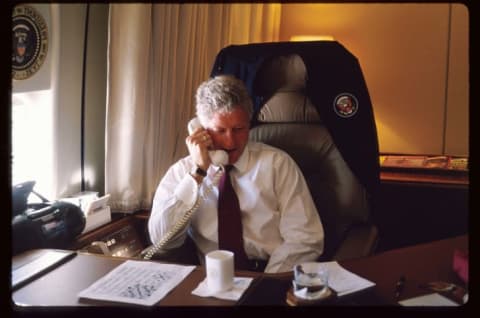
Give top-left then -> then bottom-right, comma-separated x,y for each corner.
187,117 -> 229,173
186,126 -> 212,173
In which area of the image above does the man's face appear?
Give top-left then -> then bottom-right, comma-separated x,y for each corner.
206,107 -> 250,165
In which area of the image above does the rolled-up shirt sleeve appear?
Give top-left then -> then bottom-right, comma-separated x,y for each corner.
148,160 -> 199,249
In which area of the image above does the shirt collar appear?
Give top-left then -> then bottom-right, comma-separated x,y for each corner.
231,142 -> 250,173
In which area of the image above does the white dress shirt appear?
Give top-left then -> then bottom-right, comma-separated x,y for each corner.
148,141 -> 324,273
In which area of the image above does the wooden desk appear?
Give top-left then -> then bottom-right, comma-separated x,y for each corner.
339,234 -> 468,305
11,235 -> 467,308
238,235 -> 468,306
11,251 -> 257,307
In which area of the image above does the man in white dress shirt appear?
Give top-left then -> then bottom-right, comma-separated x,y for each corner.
148,75 -> 324,273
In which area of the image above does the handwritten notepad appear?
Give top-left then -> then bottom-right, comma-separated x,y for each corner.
78,260 -> 195,306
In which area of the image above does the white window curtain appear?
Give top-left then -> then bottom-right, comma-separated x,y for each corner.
106,3 -> 281,212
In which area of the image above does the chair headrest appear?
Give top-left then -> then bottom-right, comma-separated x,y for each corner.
255,54 -> 307,93
255,54 -> 321,123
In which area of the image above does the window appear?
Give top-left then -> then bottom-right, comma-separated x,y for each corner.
11,90 -> 55,200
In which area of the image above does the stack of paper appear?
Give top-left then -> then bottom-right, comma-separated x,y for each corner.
60,191 -> 99,212
82,194 -> 111,234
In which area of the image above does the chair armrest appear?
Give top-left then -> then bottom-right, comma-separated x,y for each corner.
332,223 -> 379,261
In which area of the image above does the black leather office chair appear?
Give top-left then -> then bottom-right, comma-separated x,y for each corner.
210,41 -> 380,261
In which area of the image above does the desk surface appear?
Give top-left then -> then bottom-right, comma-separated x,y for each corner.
12,252 -> 256,307
339,234 -> 468,305
12,235 -> 468,307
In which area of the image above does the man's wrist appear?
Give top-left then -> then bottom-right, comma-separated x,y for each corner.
192,165 -> 207,177
190,165 -> 207,184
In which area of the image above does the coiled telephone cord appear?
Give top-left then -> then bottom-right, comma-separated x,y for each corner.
142,166 -> 224,260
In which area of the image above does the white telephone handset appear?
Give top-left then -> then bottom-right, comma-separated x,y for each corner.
141,118 -> 226,260
187,117 -> 229,167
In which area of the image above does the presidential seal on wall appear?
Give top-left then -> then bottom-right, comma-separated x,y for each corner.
12,5 -> 48,80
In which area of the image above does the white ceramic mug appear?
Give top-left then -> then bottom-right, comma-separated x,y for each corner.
205,250 -> 234,293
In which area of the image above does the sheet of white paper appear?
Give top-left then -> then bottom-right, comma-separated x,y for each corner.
320,261 -> 376,296
78,260 -> 195,306
399,293 -> 460,306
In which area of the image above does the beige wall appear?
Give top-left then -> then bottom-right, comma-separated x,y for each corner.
280,3 -> 468,156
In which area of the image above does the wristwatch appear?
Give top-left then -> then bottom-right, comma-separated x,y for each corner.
192,165 -> 207,177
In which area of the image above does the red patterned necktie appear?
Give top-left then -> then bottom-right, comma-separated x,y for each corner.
217,165 -> 249,270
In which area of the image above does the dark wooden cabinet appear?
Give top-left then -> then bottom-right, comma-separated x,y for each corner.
71,211 -> 150,258
374,171 -> 468,252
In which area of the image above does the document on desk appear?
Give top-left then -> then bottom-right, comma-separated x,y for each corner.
78,260 -> 195,306
321,261 -> 376,296
398,293 -> 460,306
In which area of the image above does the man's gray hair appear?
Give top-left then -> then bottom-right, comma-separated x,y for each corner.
195,75 -> 253,126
